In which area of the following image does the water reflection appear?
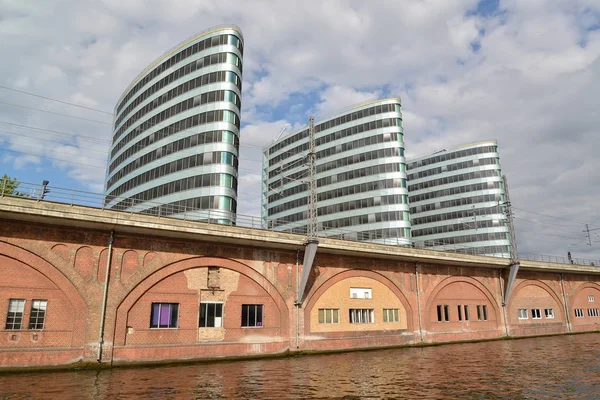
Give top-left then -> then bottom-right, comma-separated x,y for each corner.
1,334 -> 599,399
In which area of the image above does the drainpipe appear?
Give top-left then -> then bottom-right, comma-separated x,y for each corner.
295,250 -> 300,349
499,269 -> 509,336
560,273 -> 571,332
415,263 -> 424,342
97,230 -> 114,362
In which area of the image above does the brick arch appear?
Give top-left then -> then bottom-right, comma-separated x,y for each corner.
507,279 -> 565,319
0,240 -> 88,345
570,281 -> 600,301
424,276 -> 500,330
304,269 -> 415,332
113,256 -> 289,346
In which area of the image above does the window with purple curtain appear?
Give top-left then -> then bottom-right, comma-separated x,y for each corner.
150,303 -> 179,328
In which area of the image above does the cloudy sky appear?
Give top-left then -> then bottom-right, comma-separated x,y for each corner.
1,0 -> 599,261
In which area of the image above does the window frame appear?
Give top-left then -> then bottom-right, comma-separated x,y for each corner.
518,308 -> 528,320
5,299 -> 26,330
241,304 -> 264,328
544,309 -> 554,319
349,308 -> 375,324
199,302 -> 223,328
318,308 -> 340,324
531,309 -> 542,319
28,299 -> 48,330
150,302 -> 179,329
383,308 -> 400,323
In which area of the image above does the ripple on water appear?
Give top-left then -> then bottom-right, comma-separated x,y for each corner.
1,334 -> 599,399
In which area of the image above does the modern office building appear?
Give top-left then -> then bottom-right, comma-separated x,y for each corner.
104,26 -> 243,224
407,141 -> 511,257
262,98 -> 411,245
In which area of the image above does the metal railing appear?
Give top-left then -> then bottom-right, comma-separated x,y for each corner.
1,179 -> 599,267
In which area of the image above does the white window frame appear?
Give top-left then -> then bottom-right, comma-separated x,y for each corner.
588,295 -> 595,302
575,308 -> 584,318
199,302 -> 223,328
531,309 -> 542,319
5,299 -> 26,330
544,309 -> 554,319
318,308 -> 340,324
518,309 -> 528,320
350,288 -> 372,299
588,308 -> 599,317
383,308 -> 399,323
349,308 -> 374,324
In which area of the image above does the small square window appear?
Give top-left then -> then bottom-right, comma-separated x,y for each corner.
544,309 -> 554,319
199,302 -> 223,328
531,309 -> 542,319
588,296 -> 595,302
575,308 -> 584,318
383,308 -> 399,323
518,309 -> 528,320
150,303 -> 179,328
241,304 -> 263,327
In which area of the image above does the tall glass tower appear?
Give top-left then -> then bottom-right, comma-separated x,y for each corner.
104,26 -> 243,224
262,98 -> 411,245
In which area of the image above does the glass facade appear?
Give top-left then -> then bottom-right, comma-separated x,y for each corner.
105,26 -> 243,224
262,99 -> 411,245
407,141 -> 511,257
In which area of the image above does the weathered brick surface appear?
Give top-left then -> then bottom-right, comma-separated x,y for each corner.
1,216 -> 600,370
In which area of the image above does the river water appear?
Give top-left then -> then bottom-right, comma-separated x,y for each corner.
1,334 -> 599,399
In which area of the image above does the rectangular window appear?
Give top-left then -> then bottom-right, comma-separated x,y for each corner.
575,308 -> 584,318
318,308 -> 340,324
457,305 -> 463,321
350,288 -> 372,299
28,300 -> 48,330
482,305 -> 488,321
443,305 -> 450,322
531,309 -> 542,319
544,309 -> 554,319
588,308 -> 599,317
589,296 -> 595,302
518,309 -> 528,319
349,309 -> 374,324
437,305 -> 443,322
199,302 -> 223,328
150,303 -> 179,328
5,299 -> 25,330
241,304 -> 263,327
464,305 -> 469,321
383,308 -> 399,323
477,305 -> 482,321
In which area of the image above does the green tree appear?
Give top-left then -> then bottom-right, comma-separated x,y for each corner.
0,174 -> 28,197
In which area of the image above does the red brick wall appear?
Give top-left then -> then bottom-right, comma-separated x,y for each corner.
1,216 -> 600,370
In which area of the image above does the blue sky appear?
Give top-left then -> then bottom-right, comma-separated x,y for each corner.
1,0 -> 599,259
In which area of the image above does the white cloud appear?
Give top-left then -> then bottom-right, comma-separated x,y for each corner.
0,0 -> 598,259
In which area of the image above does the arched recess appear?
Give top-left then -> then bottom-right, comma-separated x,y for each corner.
0,240 -> 88,347
113,256 -> 289,346
507,279 -> 565,321
423,276 -> 501,331
304,269 -> 414,332
569,282 -> 600,324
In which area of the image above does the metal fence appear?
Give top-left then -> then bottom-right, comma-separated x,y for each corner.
2,179 -> 599,267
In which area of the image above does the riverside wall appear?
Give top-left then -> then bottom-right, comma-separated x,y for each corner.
1,197 -> 599,370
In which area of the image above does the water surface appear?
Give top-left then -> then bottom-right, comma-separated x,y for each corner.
1,334 -> 599,399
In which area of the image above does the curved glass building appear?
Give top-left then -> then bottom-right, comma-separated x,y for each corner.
407,141 -> 511,257
104,26 -> 243,224
262,98 -> 412,245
